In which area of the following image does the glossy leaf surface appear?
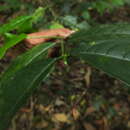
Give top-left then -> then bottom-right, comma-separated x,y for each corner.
0,42 -> 56,129
0,42 -> 55,84
0,58 -> 56,130
70,23 -> 130,85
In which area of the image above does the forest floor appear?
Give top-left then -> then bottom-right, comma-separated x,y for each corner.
1,3 -> 130,130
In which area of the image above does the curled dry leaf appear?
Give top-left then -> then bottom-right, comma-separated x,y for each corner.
83,123 -> 96,130
25,28 -> 75,48
86,106 -> 95,115
72,108 -> 80,120
52,113 -> 71,123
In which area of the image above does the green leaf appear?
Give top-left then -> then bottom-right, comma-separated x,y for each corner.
70,23 -> 130,85
82,11 -> 91,20
0,42 -> 56,82
0,7 -> 46,34
0,33 -> 27,59
70,23 -> 130,42
31,7 -> 46,23
0,15 -> 32,35
112,0 -> 124,6
61,15 -> 78,29
0,58 -> 56,130
0,42 -> 56,129
49,22 -> 64,29
76,21 -> 90,30
17,7 -> 47,32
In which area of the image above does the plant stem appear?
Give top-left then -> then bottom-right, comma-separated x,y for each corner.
61,41 -> 64,56
61,41 -> 68,65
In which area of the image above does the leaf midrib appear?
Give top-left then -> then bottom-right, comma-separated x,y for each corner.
2,59 -> 55,122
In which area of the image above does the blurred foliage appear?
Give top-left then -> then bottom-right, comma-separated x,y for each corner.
1,0 -> 130,28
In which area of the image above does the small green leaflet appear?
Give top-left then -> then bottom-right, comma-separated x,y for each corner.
0,15 -> 32,35
0,34 -> 27,59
